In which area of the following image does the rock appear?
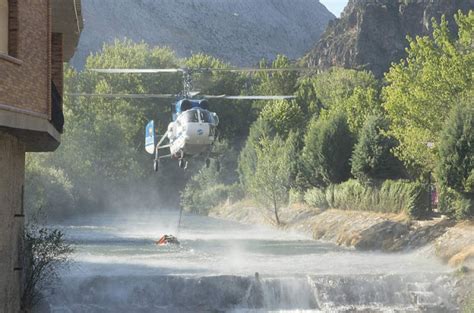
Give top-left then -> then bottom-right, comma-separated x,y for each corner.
72,0 -> 334,68
303,0 -> 474,77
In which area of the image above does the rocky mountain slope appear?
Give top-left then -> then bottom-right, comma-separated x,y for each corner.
303,0 -> 474,77
71,0 -> 334,68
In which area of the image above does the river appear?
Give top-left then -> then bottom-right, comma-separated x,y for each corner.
44,211 -> 458,312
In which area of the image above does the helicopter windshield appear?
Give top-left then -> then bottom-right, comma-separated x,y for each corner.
199,110 -> 212,123
181,110 -> 199,123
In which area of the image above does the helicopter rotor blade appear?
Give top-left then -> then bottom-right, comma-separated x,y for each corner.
201,67 -> 316,73
203,95 -> 296,100
91,67 -> 318,74
91,69 -> 184,74
66,93 -> 178,99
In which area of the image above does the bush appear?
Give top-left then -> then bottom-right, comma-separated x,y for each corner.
351,115 -> 405,182
314,179 -> 430,219
302,112 -> 355,187
181,183 -> 243,215
304,188 -> 328,209
289,188 -> 304,205
453,197 -> 474,220
22,223 -> 73,311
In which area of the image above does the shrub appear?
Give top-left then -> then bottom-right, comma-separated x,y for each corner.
181,183 -> 243,215
22,224 -> 73,311
453,197 -> 474,220
304,188 -> 328,209
438,186 -> 458,216
302,112 -> 355,187
314,179 -> 430,219
289,188 -> 304,205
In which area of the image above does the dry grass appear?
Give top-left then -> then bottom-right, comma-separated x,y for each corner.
449,245 -> 474,267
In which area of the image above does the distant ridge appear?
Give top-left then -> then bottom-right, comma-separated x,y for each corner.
71,0 -> 334,68
303,0 -> 474,77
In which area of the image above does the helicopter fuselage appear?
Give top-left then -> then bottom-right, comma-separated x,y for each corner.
167,110 -> 216,159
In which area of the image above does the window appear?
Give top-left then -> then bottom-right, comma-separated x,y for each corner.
0,0 -> 7,54
199,110 -> 212,123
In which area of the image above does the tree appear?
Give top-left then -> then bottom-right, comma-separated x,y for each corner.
351,115 -> 405,183
260,100 -> 304,138
248,135 -> 294,225
295,76 -> 324,118
309,67 -> 379,109
383,12 -> 474,174
436,101 -> 474,219
295,68 -> 382,133
238,119 -> 275,190
302,112 -> 355,187
255,54 -> 299,96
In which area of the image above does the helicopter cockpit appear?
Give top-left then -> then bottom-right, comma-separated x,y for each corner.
177,108 -> 219,126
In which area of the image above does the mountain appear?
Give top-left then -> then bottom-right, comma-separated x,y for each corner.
71,0 -> 334,68
303,0 -> 474,77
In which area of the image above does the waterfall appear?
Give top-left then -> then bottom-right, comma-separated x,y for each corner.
43,273 -> 457,313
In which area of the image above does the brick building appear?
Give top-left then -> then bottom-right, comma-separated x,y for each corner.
0,0 -> 82,311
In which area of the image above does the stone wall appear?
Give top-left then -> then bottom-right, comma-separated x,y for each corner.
0,132 -> 25,313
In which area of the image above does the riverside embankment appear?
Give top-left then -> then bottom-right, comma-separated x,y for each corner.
209,201 -> 474,268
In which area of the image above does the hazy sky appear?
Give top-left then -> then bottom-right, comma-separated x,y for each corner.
320,0 -> 349,17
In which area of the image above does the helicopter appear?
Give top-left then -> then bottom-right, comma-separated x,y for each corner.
69,67 -> 315,172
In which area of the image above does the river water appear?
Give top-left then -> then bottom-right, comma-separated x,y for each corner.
44,211 -> 459,312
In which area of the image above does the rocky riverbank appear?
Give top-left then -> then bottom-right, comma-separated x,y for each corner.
209,201 -> 474,268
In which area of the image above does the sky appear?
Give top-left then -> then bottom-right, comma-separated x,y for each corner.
320,0 -> 349,17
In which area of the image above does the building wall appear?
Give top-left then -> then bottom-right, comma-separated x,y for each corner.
0,0 -> 50,118
51,32 -> 63,96
0,132 -> 25,313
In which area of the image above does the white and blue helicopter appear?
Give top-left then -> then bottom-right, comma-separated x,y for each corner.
70,67 -> 311,172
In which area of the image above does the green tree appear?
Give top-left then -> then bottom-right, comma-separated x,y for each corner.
255,54 -> 299,96
260,100 -> 304,138
436,101 -> 474,219
351,115 -> 405,183
383,12 -> 474,174
295,68 -> 382,132
295,76 -> 323,118
302,112 -> 355,187
238,119 -> 275,190
248,135 -> 294,225
310,67 -> 379,108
